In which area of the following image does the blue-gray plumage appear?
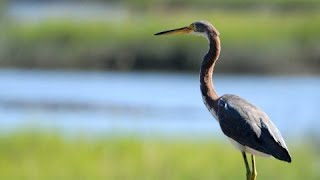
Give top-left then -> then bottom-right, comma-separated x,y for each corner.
217,94 -> 291,162
155,20 -> 291,180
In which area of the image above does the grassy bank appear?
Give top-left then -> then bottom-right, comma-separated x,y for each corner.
1,10 -> 319,74
0,132 -> 319,179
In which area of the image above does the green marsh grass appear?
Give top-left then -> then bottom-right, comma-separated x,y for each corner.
0,132 -> 319,179
2,10 -> 319,73
7,11 -> 320,45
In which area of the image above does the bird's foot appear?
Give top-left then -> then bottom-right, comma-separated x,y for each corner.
246,171 -> 257,180
251,172 -> 257,180
246,171 -> 251,180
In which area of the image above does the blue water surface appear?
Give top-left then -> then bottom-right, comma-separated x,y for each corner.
0,69 -> 319,139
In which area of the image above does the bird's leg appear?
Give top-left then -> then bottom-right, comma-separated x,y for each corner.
251,155 -> 257,180
242,152 -> 251,180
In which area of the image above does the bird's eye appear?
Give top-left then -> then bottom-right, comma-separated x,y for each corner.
189,24 -> 195,30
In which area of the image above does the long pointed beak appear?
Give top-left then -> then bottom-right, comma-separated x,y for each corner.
154,26 -> 193,36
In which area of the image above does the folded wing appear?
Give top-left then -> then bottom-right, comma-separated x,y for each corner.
217,94 -> 291,162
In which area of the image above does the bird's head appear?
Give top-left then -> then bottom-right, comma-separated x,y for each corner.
154,20 -> 219,38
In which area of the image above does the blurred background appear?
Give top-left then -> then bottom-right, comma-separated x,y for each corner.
0,0 -> 320,179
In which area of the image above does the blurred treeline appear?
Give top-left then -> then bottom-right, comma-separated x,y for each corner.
0,0 -> 319,74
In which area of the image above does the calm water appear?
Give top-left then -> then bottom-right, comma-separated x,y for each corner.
0,69 -> 319,139
8,2 -> 128,22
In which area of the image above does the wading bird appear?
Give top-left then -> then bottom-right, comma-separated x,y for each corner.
154,21 -> 291,180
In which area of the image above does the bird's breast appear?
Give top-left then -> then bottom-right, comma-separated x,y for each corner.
202,94 -> 219,121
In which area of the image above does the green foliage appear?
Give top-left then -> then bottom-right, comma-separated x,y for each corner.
0,132 -> 319,179
2,10 -> 319,73
6,12 -> 320,44
118,0 -> 320,10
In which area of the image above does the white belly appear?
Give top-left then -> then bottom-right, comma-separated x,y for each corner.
228,138 -> 271,157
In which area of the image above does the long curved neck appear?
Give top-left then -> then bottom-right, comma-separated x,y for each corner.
200,32 -> 221,105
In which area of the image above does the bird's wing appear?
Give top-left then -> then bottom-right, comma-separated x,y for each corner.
216,94 -> 291,162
